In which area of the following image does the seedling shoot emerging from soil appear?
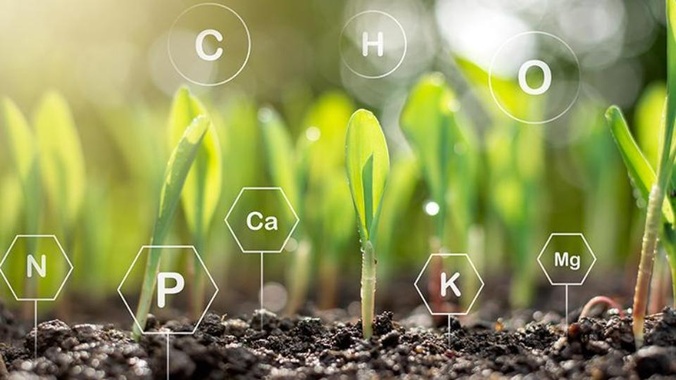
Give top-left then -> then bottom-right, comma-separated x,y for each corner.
132,91 -> 211,339
605,0 -> 676,348
345,109 -> 390,339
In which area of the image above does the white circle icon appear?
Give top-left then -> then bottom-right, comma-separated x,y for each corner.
340,10 -> 407,79
168,3 -> 251,86
489,31 -> 580,124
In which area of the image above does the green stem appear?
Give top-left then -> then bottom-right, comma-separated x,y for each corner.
133,246 -> 162,339
634,185 -> 664,347
190,235 -> 205,321
361,240 -> 376,339
671,263 -> 676,308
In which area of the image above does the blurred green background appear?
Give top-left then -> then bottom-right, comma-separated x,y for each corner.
0,0 -> 671,320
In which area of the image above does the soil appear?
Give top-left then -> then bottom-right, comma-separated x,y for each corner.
0,302 -> 674,379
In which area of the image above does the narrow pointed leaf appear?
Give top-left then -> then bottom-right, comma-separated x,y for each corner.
606,106 -> 674,224
168,87 -> 222,240
259,107 -> 300,209
133,115 -> 210,338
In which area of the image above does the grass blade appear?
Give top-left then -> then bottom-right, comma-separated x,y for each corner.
133,115 -> 210,339
168,88 -> 222,242
168,88 -> 222,317
605,106 -> 674,224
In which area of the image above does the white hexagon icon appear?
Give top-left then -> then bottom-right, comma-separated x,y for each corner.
117,245 -> 218,335
0,235 -> 74,301
537,233 -> 596,286
414,253 -> 484,316
225,187 -> 299,253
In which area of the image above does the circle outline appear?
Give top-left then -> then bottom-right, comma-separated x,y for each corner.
168,3 -> 251,87
488,31 -> 581,125
339,10 -> 408,79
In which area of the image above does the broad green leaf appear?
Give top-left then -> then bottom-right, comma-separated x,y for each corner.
33,91 -> 85,228
168,88 -> 222,241
346,109 -> 390,243
133,115 -> 210,338
259,107 -> 300,209
606,106 -> 674,224
636,83 -> 666,168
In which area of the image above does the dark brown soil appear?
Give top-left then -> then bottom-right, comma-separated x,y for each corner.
0,304 -> 674,379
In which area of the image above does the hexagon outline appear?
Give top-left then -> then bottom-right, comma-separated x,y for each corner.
116,245 -> 219,336
224,187 -> 300,254
0,234 -> 74,302
414,253 -> 485,316
536,232 -> 597,286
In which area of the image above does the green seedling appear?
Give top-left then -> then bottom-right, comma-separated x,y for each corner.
34,92 -> 86,248
401,73 -> 478,314
569,98 -> 627,268
456,57 -> 545,308
259,106 -> 311,314
345,109 -> 390,339
604,2 -> 676,347
401,73 -> 476,250
259,92 -> 356,313
605,106 -> 676,347
34,93 -> 85,306
168,88 -> 222,319
133,112 -> 210,339
0,98 -> 41,311
301,92 -> 355,310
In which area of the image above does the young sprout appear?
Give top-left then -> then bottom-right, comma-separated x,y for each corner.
606,105 -> 676,347
259,106 -> 310,315
34,93 -> 86,311
345,109 -> 390,339
0,98 -> 41,313
605,1 -> 676,344
401,73 -> 475,249
133,111 -> 211,340
168,88 -> 222,319
454,57 -> 545,308
400,73 -> 478,314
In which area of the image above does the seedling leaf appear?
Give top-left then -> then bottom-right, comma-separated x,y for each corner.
1,98 -> 41,244
605,106 -> 674,224
259,107 -> 300,211
133,115 -> 210,338
1,98 -> 36,180
33,91 -> 86,228
168,87 -> 222,241
346,109 -> 390,243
